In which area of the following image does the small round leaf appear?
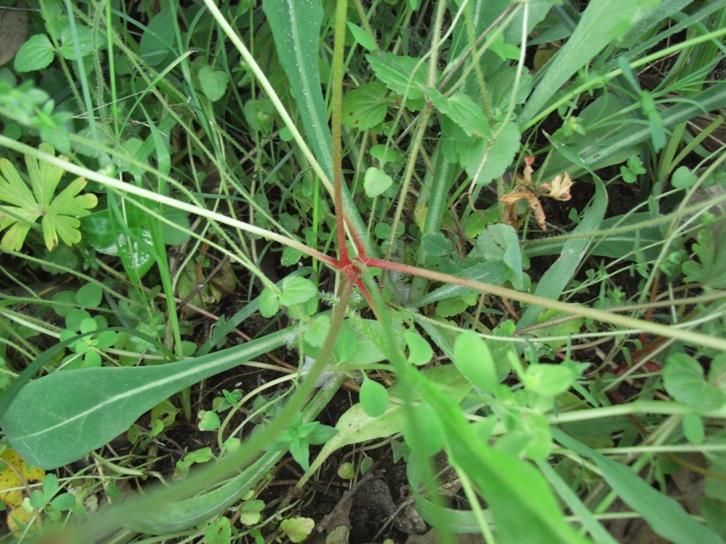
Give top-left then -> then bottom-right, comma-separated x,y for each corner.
360,376 -> 388,418
279,276 -> 317,306
364,167 -> 393,198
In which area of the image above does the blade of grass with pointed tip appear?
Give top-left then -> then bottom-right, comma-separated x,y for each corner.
260,0 -> 372,253
0,327 -> 295,469
262,0 -> 332,179
553,429 -> 724,544
517,176 -> 607,329
519,0 -> 660,125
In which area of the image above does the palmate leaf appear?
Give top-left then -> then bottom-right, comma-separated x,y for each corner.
0,143 -> 97,251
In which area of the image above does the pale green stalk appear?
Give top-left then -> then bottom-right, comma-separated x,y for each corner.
549,400 -> 726,423
457,468 -> 496,544
383,0 -> 448,264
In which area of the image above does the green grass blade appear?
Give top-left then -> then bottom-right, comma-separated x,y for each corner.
553,429 -> 725,544
0,327 -> 295,469
262,0 -> 333,179
523,212 -> 664,261
517,177 -> 607,329
537,460 -> 620,544
519,0 -> 660,125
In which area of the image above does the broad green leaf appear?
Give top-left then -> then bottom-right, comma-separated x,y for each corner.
517,176 -> 607,329
404,401 -> 445,458
474,224 -> 523,289
363,166 -> 393,198
198,410 -> 221,431
59,23 -> 95,60
520,0 -> 661,124
139,8 -> 176,66
342,82 -> 392,130
280,517 -> 315,543
13,34 -> 54,72
303,314 -> 331,348
76,283 -> 103,309
663,353 -> 726,412
404,330 -> 433,366
682,412 -> 705,444
454,331 -> 498,395
534,310 -> 585,350
83,206 -> 155,282
413,261 -> 510,309
198,66 -> 229,102
49,492 -> 75,511
429,88 -> 490,138
554,429 -> 724,544
0,143 -> 97,251
488,33 -> 520,61
369,144 -> 404,165
289,436 -> 311,471
458,121 -> 520,186
672,166 -> 698,189
263,0 -> 332,179
304,422 -> 337,445
489,67 -> 533,113
346,22 -> 377,51
161,208 -> 190,246
279,276 -> 317,306
367,51 -> 430,101
435,296 -> 471,318
334,325 -> 357,363
523,365 -> 577,397
360,377 -> 389,418
0,327 -> 295,469
205,517 -> 231,544
422,231 -> 452,257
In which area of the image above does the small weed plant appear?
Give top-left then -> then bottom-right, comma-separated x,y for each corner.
0,0 -> 725,542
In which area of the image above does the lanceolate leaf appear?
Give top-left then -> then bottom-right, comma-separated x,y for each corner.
0,327 -> 296,469
519,0 -> 660,125
554,429 -> 724,544
517,176 -> 607,329
262,0 -> 333,179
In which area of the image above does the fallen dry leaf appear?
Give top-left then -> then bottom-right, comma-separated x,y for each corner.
541,172 -> 574,201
